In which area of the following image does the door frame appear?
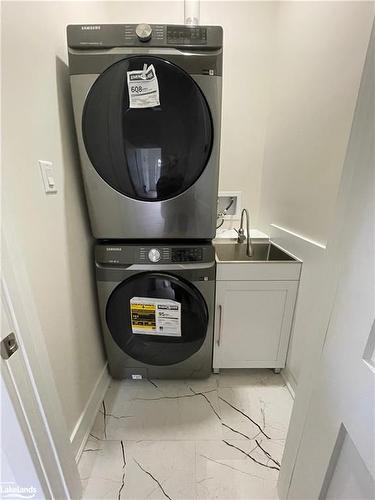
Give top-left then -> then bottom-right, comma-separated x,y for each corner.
1,227 -> 82,499
278,19 -> 374,499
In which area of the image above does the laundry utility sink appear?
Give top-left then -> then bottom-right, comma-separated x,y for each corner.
215,242 -> 302,281
214,241 -> 302,371
215,242 -> 297,262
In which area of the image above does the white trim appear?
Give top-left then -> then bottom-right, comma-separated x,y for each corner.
281,369 -> 296,399
1,277 -> 73,499
2,281 -> 57,498
70,363 -> 110,462
1,358 -> 51,498
2,228 -> 82,499
270,224 -> 327,250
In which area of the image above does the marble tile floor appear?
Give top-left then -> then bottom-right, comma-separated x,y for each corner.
79,369 -> 293,500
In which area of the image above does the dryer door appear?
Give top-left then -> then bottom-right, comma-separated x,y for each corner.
82,56 -> 213,202
106,272 -> 209,366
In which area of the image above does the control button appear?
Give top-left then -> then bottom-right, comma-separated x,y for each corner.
148,248 -> 161,262
136,23 -> 152,42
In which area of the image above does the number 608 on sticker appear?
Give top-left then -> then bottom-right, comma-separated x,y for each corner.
130,85 -> 143,94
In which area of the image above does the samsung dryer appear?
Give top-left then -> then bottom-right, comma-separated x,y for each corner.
67,24 -> 223,240
95,242 -> 215,379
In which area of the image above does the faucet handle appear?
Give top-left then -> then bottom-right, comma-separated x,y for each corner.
237,227 -> 246,243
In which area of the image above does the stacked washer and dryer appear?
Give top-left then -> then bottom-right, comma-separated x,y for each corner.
67,23 -> 223,378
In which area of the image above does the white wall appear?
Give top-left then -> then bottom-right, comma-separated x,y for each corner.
258,1 -> 374,388
1,1 -> 113,437
259,1 -> 373,244
200,1 -> 277,225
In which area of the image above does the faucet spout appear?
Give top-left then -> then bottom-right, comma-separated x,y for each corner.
237,209 -> 253,257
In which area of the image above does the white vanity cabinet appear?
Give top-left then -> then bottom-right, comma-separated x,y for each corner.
213,279 -> 298,369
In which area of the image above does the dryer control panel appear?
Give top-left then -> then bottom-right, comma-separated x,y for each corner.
95,243 -> 215,265
67,24 -> 223,49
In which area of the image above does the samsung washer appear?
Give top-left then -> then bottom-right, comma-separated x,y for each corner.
95,242 -> 215,379
67,24 -> 223,240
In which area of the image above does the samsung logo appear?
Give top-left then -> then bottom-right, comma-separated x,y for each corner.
81,25 -> 101,31
106,247 -> 122,252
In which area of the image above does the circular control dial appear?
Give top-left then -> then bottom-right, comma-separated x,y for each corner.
136,23 -> 152,42
148,248 -> 161,262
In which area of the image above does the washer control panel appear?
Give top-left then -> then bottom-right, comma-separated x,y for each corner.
95,244 -> 214,265
139,247 -> 204,263
171,247 -> 203,262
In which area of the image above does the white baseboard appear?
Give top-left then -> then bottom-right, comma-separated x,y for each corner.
70,363 -> 110,462
281,368 -> 296,399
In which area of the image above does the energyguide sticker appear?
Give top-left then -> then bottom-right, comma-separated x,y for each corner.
127,64 -> 160,108
130,297 -> 181,337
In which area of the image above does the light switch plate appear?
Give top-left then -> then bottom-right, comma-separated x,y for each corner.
39,160 -> 57,194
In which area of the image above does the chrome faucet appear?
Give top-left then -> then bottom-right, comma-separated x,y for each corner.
237,208 -> 253,257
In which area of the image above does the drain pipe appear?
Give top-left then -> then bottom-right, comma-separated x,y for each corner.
184,0 -> 200,26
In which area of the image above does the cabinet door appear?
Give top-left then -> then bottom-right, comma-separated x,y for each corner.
213,281 -> 298,369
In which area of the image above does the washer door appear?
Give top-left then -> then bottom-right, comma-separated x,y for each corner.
106,272 -> 209,366
82,56 -> 213,202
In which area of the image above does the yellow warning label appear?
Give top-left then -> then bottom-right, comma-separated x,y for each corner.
130,303 -> 156,331
130,297 -> 181,336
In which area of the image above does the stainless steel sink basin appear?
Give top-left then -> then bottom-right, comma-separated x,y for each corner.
215,242 -> 297,262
